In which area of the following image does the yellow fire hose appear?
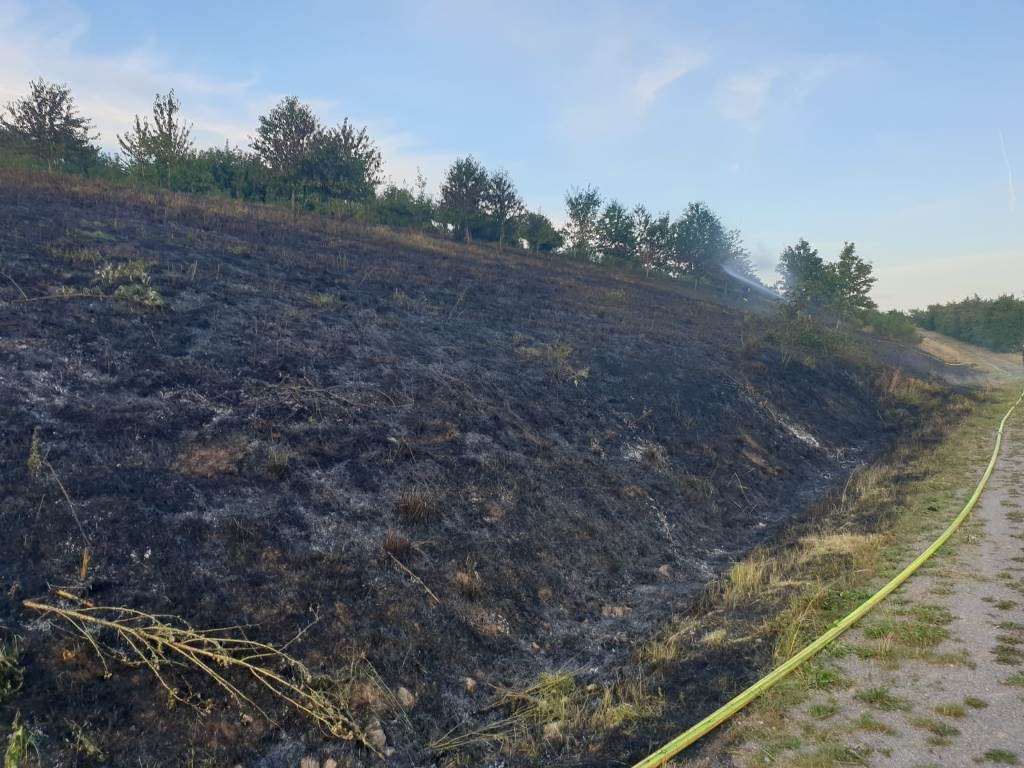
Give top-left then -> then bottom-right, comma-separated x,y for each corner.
633,388 -> 1024,768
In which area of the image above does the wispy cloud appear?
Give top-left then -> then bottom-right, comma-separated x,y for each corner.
999,129 -> 1016,212
716,70 -> 777,122
633,49 -> 707,109
716,54 -> 865,125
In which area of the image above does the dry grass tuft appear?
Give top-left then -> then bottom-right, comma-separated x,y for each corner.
431,669 -> 662,757
26,428 -> 43,479
381,531 -> 413,561
397,489 -> 438,525
453,560 -> 484,600
0,638 -> 24,704
22,591 -> 377,753
173,441 -> 247,478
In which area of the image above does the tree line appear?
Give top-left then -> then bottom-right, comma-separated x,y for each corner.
1,76 -> 927,336
911,295 -> 1024,353
0,78 -> 761,278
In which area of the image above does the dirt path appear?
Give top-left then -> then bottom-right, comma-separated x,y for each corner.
723,400 -> 1024,767
918,330 -> 1022,384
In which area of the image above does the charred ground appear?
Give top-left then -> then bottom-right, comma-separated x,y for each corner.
0,173 -> 957,767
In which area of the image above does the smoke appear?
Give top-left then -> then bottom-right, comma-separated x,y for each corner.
721,263 -> 782,300
999,129 -> 1016,212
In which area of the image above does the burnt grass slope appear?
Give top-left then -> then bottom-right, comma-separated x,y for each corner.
0,172 -> 946,767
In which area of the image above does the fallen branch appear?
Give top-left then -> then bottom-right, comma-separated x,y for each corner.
23,591 -> 377,754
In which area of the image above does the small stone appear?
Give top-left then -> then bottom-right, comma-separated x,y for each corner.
323,761 -> 337,768
396,686 -> 416,709
350,681 -> 386,713
299,759 -> 319,768
542,721 -> 563,741
657,564 -> 672,578
366,721 -> 387,751
463,676 -> 478,694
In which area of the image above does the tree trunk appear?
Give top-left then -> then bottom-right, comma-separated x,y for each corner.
290,187 -> 296,219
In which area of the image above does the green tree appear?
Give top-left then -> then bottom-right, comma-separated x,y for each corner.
671,201 -> 730,279
833,242 -> 877,315
1,79 -> 97,172
483,169 -> 525,249
776,238 -> 833,311
521,211 -> 563,253
373,182 -> 435,230
304,118 -> 382,202
251,96 -> 323,214
596,200 -> 636,263
118,90 -> 194,185
440,156 -> 488,242
562,185 -> 602,259
633,205 -> 672,274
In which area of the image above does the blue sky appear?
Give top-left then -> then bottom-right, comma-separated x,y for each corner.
2,0 -> 1022,308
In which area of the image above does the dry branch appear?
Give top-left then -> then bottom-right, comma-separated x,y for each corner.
23,591 -> 377,754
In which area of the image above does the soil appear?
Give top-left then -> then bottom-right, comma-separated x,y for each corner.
0,173 -> 956,767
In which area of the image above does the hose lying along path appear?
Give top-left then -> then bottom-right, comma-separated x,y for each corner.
633,388 -> 1024,768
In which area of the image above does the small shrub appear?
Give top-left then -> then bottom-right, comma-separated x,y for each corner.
113,282 -> 166,308
92,259 -> 153,287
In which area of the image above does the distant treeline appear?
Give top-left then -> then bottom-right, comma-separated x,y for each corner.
911,295 -> 1024,353
1,78 -> 920,342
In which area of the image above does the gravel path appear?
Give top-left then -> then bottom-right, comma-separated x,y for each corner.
694,391 -> 1024,768
832,415 -> 1024,767
762,407 -> 1024,767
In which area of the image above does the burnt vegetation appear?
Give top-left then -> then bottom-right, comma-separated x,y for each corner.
0,78 -> 976,767
0,168 -> 969,767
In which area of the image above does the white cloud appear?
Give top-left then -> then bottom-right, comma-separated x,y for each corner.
633,50 -> 707,109
556,45 -> 707,142
716,70 -> 777,122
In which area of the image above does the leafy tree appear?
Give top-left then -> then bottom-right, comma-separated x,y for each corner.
1,79 -> 97,172
440,156 -> 488,242
562,186 -> 602,259
911,294 -> 1024,352
483,169 -> 525,248
596,200 -> 636,262
195,143 -> 269,201
777,239 -> 880,322
776,238 -> 833,311
521,211 -> 563,253
117,90 -> 193,184
251,96 -> 323,213
633,205 -> 672,274
833,242 -> 876,314
671,201 -> 731,279
373,182 -> 435,230
304,119 -> 382,202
